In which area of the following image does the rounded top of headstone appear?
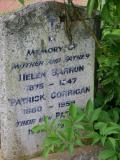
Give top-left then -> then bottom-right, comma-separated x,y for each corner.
2,1 -> 87,31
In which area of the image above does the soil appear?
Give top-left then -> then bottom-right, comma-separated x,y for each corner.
31,146 -> 102,160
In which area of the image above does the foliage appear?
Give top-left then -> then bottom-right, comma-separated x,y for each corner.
32,100 -> 120,160
87,0 -> 120,106
97,30 -> 120,106
87,0 -> 120,27
32,104 -> 85,158
97,37 -> 120,106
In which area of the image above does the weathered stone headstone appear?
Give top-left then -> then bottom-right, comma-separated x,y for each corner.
0,2 -> 95,160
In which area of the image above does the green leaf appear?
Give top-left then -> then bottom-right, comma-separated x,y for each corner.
98,111 -> 111,122
32,124 -> 45,133
95,90 -> 105,106
101,136 -> 107,146
61,119 -> 71,127
69,104 -> 77,119
18,0 -> 25,5
104,90 -> 114,105
87,0 -> 95,17
86,99 -> 94,120
87,132 -> 99,138
101,3 -> 112,24
110,109 -> 119,122
50,119 -> 56,128
87,132 -> 100,144
112,156 -> 118,160
101,77 -> 113,85
58,132 -> 66,141
116,2 -> 120,17
74,124 -> 84,130
67,128 -> 74,141
86,99 -> 94,112
45,137 -> 60,145
42,147 -> 50,158
118,153 -> 120,159
94,0 -> 98,10
44,116 -> 48,124
74,113 -> 85,122
99,150 -> 115,160
56,144 -> 65,152
103,29 -> 120,40
108,137 -> 116,150
92,137 -> 100,144
94,122 -> 107,130
91,108 -> 101,122
103,126 -> 119,135
109,122 -> 120,129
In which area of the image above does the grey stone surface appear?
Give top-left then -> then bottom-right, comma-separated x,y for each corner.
72,152 -> 98,160
0,2 -> 95,160
72,146 -> 102,160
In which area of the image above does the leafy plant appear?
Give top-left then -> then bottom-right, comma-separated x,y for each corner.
32,104 -> 85,157
87,0 -> 120,106
32,100 -> 120,160
32,116 -> 60,158
97,37 -> 120,106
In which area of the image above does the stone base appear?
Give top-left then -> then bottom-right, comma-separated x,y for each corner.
31,145 -> 101,160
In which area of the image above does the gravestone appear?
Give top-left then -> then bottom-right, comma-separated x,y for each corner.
0,2 -> 95,160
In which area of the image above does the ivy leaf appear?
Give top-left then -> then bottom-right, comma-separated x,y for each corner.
18,0 -> 25,5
